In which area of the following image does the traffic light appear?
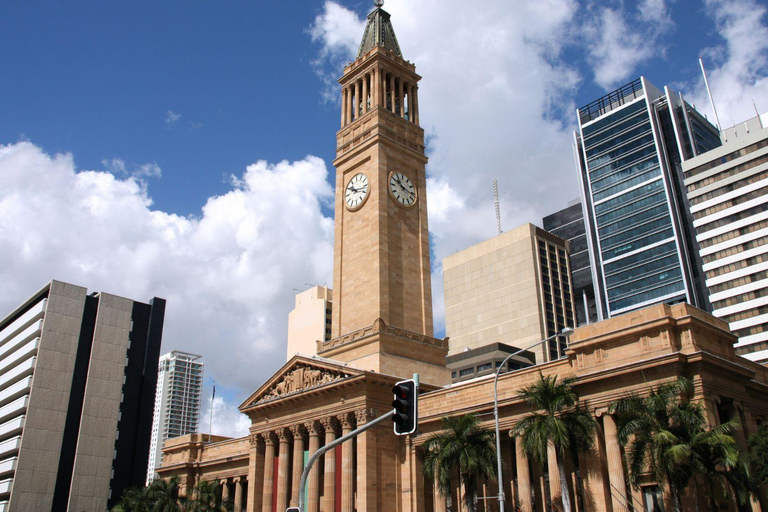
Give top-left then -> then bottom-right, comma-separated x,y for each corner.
392,379 -> 418,435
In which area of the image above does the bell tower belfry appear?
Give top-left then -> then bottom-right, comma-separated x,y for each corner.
316,1 -> 450,385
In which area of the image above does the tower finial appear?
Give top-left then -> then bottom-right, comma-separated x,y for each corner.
374,0 -> 384,7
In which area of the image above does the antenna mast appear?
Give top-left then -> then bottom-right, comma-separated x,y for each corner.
699,58 -> 722,133
493,180 -> 502,235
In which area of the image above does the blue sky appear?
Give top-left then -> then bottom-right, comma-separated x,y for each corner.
1,0 -> 767,436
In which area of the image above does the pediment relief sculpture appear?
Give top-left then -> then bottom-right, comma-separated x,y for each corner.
257,365 -> 351,404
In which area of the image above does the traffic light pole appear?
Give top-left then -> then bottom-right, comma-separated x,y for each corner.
295,410 -> 391,512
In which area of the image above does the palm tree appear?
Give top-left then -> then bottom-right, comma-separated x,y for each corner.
512,373 -> 597,512
422,414 -> 497,512
609,378 -> 754,512
186,479 -> 233,512
110,485 -> 152,512
147,476 -> 187,512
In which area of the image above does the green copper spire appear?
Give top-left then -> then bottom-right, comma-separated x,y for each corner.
356,1 -> 403,59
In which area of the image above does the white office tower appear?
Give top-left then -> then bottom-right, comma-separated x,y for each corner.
683,113 -> 768,362
146,351 -> 203,484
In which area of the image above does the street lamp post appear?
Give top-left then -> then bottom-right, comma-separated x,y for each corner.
493,327 -> 574,512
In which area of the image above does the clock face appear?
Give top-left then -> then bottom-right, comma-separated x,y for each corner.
389,172 -> 416,206
345,173 -> 370,210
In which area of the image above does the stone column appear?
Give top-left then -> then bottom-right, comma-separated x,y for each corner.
501,436 -> 514,512
398,78 -> 405,118
321,416 -> 338,512
276,428 -> 292,512
340,88 -> 346,127
354,80 -> 361,120
221,478 -> 230,504
362,74 -> 369,113
346,86 -> 353,125
433,475 -> 447,512
602,413 -> 629,512
305,421 -> 323,512
338,413 -> 354,512
262,432 -> 277,512
413,85 -> 419,125
291,425 -> 306,507
701,395 -> 722,427
356,408 -> 378,512
515,435 -> 533,512
547,443 -> 561,505
389,73 -> 395,113
579,423 -> 610,512
234,477 -> 243,512
248,434 -> 265,512
408,83 -> 414,121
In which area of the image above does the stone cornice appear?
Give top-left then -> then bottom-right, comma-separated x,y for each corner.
318,317 -> 447,355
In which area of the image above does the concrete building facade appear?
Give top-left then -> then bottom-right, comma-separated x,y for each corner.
575,77 -> 721,319
443,223 -> 576,365
147,351 -> 203,484
0,280 -> 165,512
286,286 -> 333,360
683,113 -> 768,362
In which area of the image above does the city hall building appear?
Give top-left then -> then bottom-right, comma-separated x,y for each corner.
157,5 -> 768,512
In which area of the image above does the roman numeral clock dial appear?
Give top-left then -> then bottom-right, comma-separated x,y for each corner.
389,172 -> 417,207
345,173 -> 370,211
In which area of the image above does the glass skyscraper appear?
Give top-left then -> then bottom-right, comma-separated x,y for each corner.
575,77 -> 721,318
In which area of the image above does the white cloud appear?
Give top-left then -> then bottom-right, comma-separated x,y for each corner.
166,110 -> 181,125
200,396 -> 251,438
308,1 -> 366,102
688,0 -> 768,126
582,0 -> 675,90
0,142 -> 333,419
102,158 -> 162,180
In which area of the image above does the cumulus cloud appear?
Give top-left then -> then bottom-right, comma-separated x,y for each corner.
688,0 -> 768,127
200,396 -> 251,438
582,0 -> 675,90
0,141 -> 333,433
308,1 -> 366,102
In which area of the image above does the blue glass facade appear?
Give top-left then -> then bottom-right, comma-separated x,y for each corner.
576,77 -> 721,317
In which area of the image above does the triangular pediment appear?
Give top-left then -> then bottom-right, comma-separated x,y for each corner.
239,355 -> 364,411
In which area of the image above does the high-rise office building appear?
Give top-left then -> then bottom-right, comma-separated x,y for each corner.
443,223 -> 576,366
543,198 -> 598,325
683,113 -> 768,362
575,77 -> 721,318
286,286 -> 333,360
0,280 -> 164,512
146,351 -> 203,484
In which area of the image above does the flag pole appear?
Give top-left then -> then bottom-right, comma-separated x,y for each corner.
208,380 -> 215,443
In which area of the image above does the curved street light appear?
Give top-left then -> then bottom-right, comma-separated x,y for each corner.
493,326 -> 574,512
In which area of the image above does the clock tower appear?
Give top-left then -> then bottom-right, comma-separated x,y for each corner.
316,2 -> 450,385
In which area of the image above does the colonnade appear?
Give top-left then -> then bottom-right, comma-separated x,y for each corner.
427,412 -> 635,512
247,408 -> 378,512
340,66 -> 419,127
219,477 -> 247,512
